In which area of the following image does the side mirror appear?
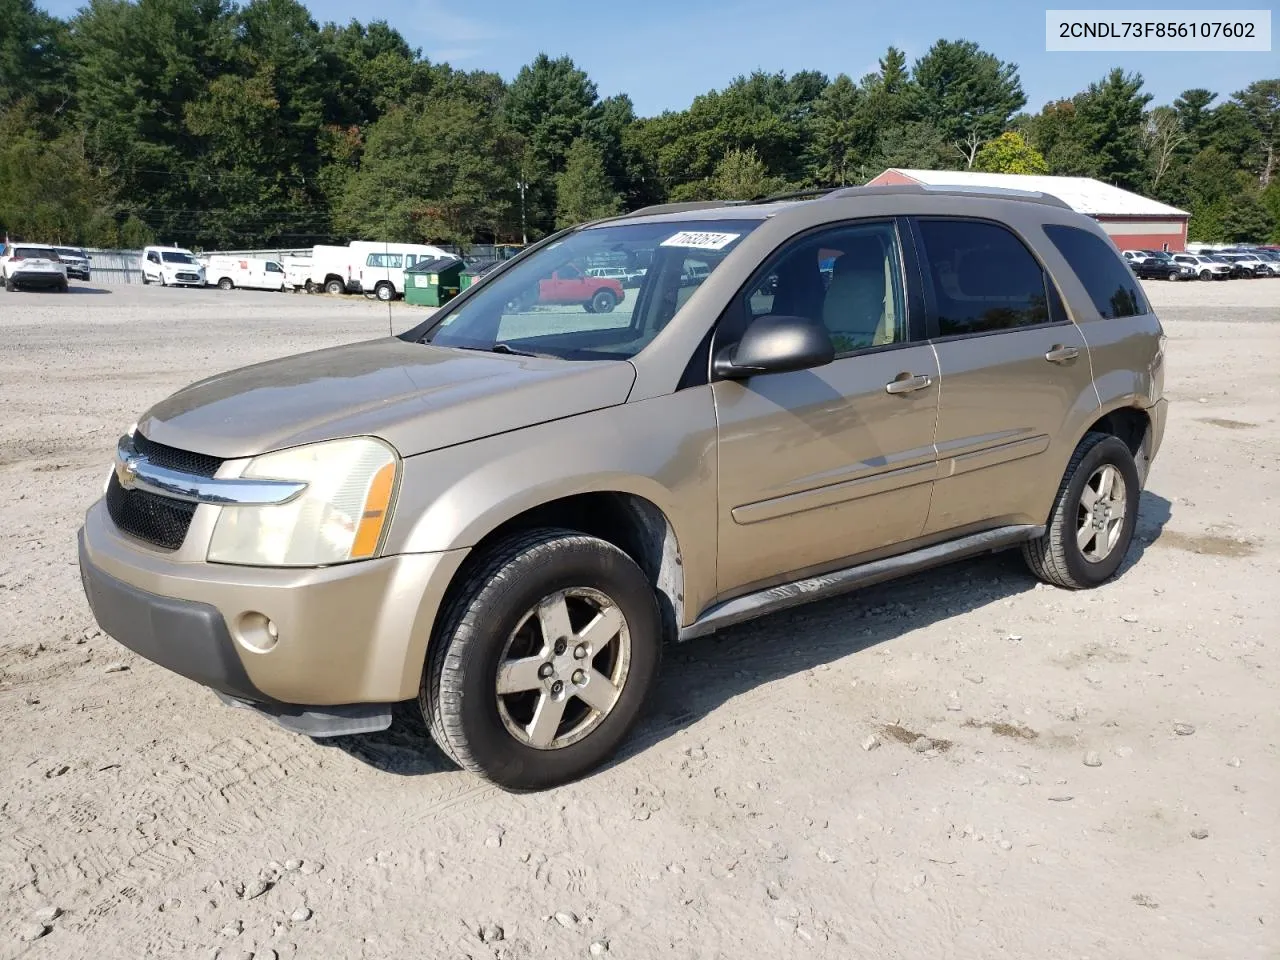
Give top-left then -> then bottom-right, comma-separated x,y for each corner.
713,314 -> 836,380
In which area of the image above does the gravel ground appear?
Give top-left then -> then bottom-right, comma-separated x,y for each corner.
1,279 -> 1277,959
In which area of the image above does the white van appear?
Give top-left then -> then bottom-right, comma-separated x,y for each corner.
350,241 -> 452,300
140,246 -> 206,287
205,255 -> 288,291
309,244 -> 357,295
281,256 -> 311,291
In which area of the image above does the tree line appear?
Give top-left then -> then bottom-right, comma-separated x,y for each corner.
2,0 -> 1277,249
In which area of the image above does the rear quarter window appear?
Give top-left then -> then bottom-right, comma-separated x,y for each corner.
1043,224 -> 1147,319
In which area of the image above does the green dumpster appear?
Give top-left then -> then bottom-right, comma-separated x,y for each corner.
460,258 -> 501,291
404,256 -> 464,307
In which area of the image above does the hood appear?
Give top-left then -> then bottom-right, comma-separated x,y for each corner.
135,338 -> 637,460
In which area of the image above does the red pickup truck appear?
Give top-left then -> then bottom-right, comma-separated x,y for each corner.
530,264 -> 625,313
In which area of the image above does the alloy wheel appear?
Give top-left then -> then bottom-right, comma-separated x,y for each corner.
495,587 -> 631,750
1077,464 -> 1127,563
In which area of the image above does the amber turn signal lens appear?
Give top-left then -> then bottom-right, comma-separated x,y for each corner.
351,461 -> 396,559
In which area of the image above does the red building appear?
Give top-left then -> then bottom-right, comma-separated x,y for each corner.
867,169 -> 1190,252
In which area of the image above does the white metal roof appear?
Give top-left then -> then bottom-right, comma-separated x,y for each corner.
881,169 -> 1190,218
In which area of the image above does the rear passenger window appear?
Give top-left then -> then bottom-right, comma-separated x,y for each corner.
1042,224 -> 1147,319
916,219 -> 1050,335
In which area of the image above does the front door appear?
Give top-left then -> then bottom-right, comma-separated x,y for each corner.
908,216 -> 1096,536
713,219 -> 940,598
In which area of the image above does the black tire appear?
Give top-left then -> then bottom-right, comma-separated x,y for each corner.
1166,269 -> 1179,281
582,300 -> 596,313
3,277 -> 11,292
1022,432 -> 1140,590
325,278 -> 345,295
375,281 -> 395,302
421,528 -> 663,791
57,280 -> 68,293
1199,269 -> 1211,281
217,277 -> 234,291
590,289 -> 616,314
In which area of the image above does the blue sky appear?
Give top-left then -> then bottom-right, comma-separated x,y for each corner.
41,0 -> 1277,114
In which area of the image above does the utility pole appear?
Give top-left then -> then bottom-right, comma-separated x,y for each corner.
517,180 -> 527,246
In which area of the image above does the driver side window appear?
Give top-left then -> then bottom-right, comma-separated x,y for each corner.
741,221 -> 907,356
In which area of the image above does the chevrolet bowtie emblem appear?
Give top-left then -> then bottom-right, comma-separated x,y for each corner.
116,454 -> 141,489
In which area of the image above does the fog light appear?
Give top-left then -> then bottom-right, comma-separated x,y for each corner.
236,612 -> 279,653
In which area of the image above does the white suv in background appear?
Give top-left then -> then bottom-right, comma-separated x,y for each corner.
1173,253 -> 1234,281
141,246 -> 206,287
2,243 -> 69,292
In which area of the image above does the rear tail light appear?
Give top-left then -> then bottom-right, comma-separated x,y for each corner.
10,255 -> 23,262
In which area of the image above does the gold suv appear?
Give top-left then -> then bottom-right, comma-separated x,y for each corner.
78,185 -> 1168,789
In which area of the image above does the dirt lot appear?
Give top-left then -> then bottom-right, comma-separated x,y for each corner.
1,279 -> 1277,959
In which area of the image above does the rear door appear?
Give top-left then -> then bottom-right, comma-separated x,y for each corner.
713,217 -> 941,597
908,216 -> 1095,537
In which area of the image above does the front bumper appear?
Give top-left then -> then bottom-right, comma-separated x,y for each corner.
67,267 -> 90,280
77,499 -> 468,725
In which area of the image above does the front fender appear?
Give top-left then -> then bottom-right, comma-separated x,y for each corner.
382,387 -> 719,623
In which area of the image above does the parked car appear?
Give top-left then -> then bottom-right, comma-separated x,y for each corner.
205,255 -> 289,291
1217,252 -> 1278,277
1128,257 -> 1193,281
77,184 -> 1168,790
1251,250 -> 1280,274
508,262 -> 626,313
2,243 -> 69,292
141,246 -> 206,287
1121,249 -> 1157,264
1172,253 -> 1234,281
53,246 -> 91,281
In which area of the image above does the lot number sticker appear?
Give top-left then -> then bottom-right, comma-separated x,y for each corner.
660,231 -> 741,251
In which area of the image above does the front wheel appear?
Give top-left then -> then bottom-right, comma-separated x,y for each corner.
1022,432 -> 1140,590
421,529 -> 662,791
375,282 -> 395,302
1199,269 -> 1212,281
1167,269 -> 1179,281
590,289 -> 617,314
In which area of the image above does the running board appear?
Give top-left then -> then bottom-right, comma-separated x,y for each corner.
679,524 -> 1044,641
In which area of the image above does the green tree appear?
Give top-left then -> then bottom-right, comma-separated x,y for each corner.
911,39 -> 1025,166
708,146 -> 785,200
554,137 -> 621,227
0,101 -> 117,244
972,131 -> 1049,174
1173,88 -> 1217,152
1075,68 -> 1152,189
1023,99 -> 1098,176
337,85 -> 521,244
809,74 -> 863,185
504,54 -> 599,233
0,0 -> 68,117
1219,190 -> 1271,242
1231,79 -> 1280,185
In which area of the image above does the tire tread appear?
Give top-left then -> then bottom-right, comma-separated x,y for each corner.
1021,431 -> 1116,590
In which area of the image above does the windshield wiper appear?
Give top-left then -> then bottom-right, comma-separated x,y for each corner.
490,342 -> 552,358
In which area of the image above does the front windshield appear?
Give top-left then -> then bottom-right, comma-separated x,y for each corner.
162,251 -> 196,264
419,218 -> 763,361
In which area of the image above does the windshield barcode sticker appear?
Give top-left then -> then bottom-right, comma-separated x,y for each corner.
660,231 -> 741,251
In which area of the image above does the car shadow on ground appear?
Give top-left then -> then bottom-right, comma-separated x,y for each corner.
326,490 -> 1173,780
6,285 -> 112,295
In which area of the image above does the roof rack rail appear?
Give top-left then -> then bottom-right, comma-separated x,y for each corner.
751,187 -> 840,204
615,199 -> 746,219
824,183 -> 1073,210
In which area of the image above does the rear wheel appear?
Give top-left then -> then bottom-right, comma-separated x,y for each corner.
590,289 -> 616,314
1022,432 -> 1140,590
324,278 -> 345,295
217,277 -> 234,291
57,280 -> 68,293
3,277 -> 13,292
421,528 -> 662,790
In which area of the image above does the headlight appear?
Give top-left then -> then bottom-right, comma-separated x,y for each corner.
207,437 -> 399,567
